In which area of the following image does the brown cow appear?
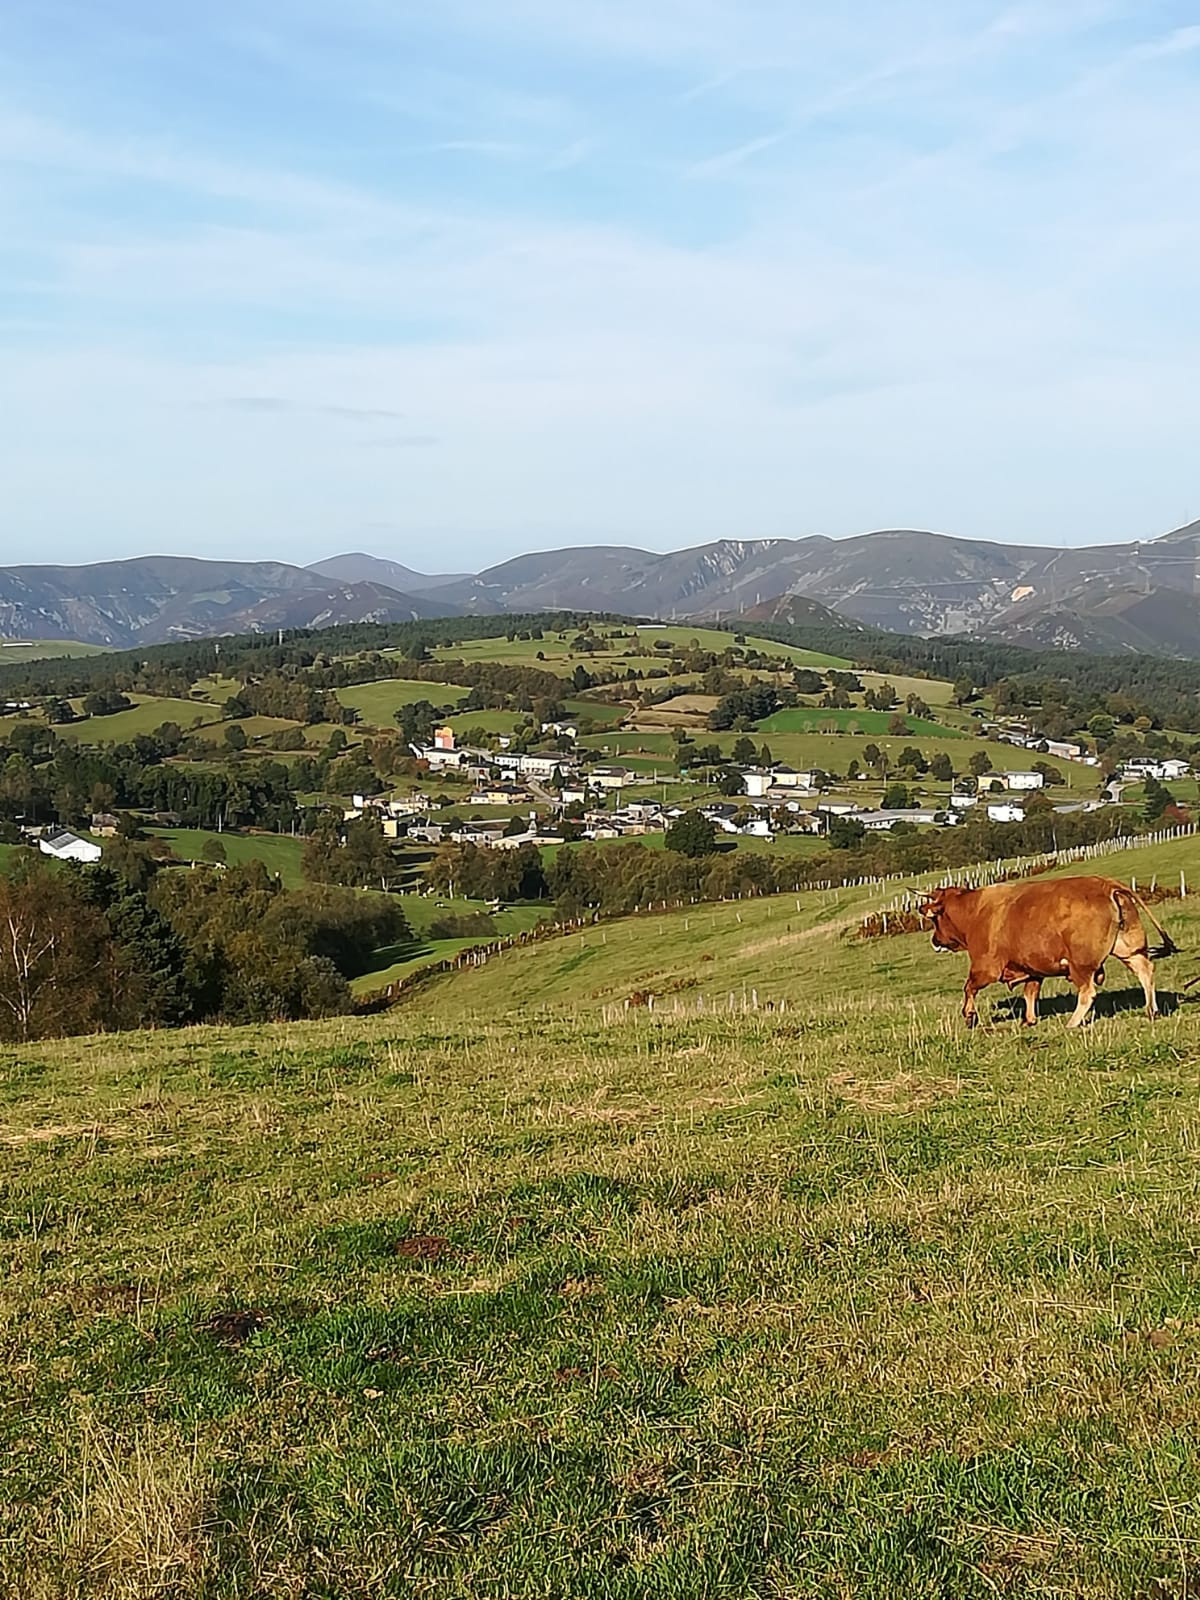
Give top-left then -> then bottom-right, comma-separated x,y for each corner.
920,876 -> 1178,1028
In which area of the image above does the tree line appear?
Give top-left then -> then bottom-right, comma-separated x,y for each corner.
0,856 -> 409,1041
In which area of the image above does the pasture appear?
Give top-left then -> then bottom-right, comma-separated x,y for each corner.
56,696 -> 217,741
431,626 -> 852,676
2,836 -> 1198,1597
336,679 -> 470,727
0,638 -> 109,663
149,829 -> 307,888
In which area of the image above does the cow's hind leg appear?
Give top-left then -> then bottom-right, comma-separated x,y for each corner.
1022,980 -> 1041,1026
1118,951 -> 1158,1019
1066,967 -> 1099,1028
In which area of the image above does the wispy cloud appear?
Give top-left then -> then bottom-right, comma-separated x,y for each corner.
1,0 -> 1198,564
687,131 -> 785,178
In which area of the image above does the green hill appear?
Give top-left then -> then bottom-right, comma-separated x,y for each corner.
2,838 -> 1198,1597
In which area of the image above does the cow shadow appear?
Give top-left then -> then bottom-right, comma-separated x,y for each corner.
1000,984 -> 1185,1022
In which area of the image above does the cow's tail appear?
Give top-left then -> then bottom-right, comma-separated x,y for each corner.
1114,886 -> 1179,960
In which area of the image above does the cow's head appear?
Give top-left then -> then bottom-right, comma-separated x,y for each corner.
919,887 -> 967,952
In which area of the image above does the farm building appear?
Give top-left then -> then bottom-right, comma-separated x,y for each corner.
987,803 -> 1026,823
1001,772 -> 1045,792
39,829 -> 102,864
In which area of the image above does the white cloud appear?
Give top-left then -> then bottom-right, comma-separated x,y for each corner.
0,0 -> 1197,562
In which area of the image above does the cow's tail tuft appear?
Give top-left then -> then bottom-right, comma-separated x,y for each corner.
1116,885 -> 1179,961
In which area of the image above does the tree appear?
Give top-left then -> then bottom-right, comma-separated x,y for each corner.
881,783 -> 911,810
1143,777 -> 1174,821
930,752 -> 954,783
968,750 -> 993,778
718,769 -> 745,797
862,743 -> 883,774
732,736 -> 757,764
665,810 -> 718,858
202,837 -> 228,864
224,724 -> 248,752
828,816 -> 866,850
952,676 -> 975,706
0,862 -> 113,1041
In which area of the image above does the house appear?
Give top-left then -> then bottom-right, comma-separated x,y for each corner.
987,803 -> 1025,823
588,765 -> 630,791
1044,739 -> 1084,761
90,813 -> 121,838
560,787 -> 587,807
406,823 -> 444,845
1002,771 -> 1045,791
741,769 -> 774,799
39,829 -> 102,864
433,726 -> 456,751
541,721 -> 578,740
815,800 -> 863,818
769,766 -> 819,791
950,793 -> 977,809
1161,759 -> 1191,781
861,808 -> 955,831
470,784 -> 532,806
411,740 -> 469,771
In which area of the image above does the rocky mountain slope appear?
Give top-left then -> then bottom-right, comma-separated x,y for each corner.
0,557 -> 459,646
2,520 -> 1196,653
306,552 -> 469,593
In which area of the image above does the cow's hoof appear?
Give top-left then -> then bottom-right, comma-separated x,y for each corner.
965,1014 -> 979,1030
1022,1017 -> 1037,1027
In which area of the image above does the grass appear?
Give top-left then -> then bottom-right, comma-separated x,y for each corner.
56,696 -> 217,742
149,829 -> 307,888
432,626 -> 852,676
760,707 -> 965,739
3,836 -> 1198,1597
351,898 -> 550,992
336,680 -> 470,728
0,638 -> 109,663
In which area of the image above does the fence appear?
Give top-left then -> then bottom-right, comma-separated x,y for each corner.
359,821 -> 1197,1010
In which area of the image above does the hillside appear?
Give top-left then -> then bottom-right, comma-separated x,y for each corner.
306,552 -> 470,593
5,520 -> 1199,655
4,838 -> 1199,1597
0,557 -> 461,646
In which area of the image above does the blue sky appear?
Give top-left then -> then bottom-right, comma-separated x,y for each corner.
2,0 -> 1198,569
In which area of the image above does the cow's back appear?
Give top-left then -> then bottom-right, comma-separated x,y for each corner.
967,876 -> 1121,974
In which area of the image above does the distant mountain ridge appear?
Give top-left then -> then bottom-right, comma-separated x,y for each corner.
0,520 -> 1197,654
0,556 -> 458,647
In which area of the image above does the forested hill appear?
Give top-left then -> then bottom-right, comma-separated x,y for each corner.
5,608 -> 1194,733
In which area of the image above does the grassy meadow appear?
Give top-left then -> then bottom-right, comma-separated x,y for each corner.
149,829 -> 308,888
336,680 -> 470,728
0,639 -> 110,663
2,836 -> 1198,1597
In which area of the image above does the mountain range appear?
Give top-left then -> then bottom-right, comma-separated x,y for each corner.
0,521 -> 1196,654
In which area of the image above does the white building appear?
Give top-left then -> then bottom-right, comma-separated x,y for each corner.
861,808 -> 956,831
589,765 -> 630,791
742,769 -> 774,799
987,803 -> 1025,823
39,828 -> 102,864
769,766 -> 819,790
1002,771 -> 1045,792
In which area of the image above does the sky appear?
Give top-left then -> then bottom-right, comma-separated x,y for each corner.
2,0 -> 1199,571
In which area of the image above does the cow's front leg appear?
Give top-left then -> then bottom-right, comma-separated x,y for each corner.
1022,979 -> 1041,1026
962,969 -> 991,1028
1066,968 -> 1099,1028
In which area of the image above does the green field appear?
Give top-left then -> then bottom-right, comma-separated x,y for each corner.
0,638 -> 109,663
352,897 -> 550,992
336,679 -> 470,727
761,707 -> 965,739
3,835 -> 1198,1596
433,626 -> 852,676
56,696 -> 217,742
149,828 -> 307,888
